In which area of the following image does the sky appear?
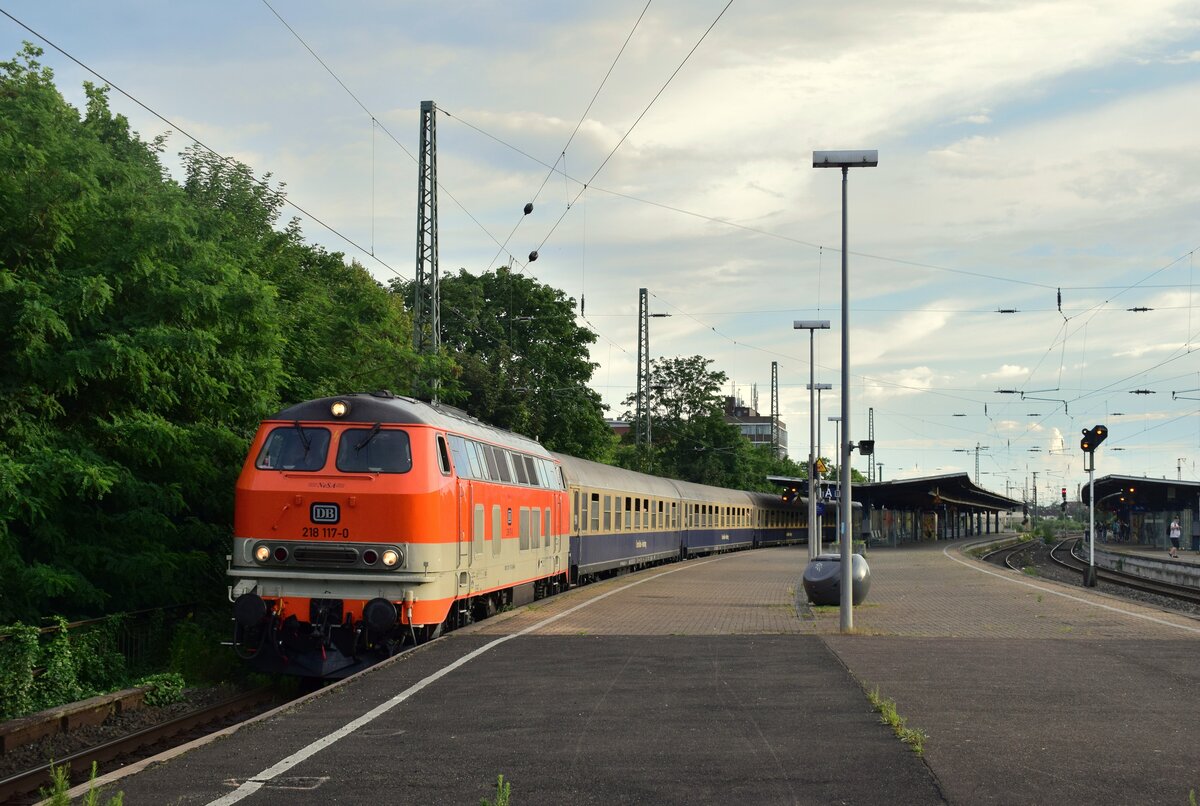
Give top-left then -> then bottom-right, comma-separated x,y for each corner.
4,0 -> 1200,506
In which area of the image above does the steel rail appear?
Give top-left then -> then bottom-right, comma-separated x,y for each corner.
0,688 -> 276,803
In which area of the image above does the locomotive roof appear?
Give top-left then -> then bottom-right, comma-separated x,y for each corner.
270,393 -> 549,456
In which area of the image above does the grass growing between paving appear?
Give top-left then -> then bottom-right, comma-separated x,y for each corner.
481,774 -> 511,806
866,686 -> 928,755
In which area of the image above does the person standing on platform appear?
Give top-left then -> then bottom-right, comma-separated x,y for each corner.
1168,517 -> 1181,558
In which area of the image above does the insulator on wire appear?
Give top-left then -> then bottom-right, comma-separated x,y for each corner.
528,250 -> 539,262
524,202 -> 534,215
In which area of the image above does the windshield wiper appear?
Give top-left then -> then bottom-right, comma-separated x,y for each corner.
293,421 -> 311,453
356,423 -> 382,451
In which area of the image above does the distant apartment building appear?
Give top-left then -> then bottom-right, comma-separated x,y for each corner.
723,396 -> 787,458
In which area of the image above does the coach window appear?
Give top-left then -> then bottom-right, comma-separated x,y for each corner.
519,508 -> 531,551
643,499 -> 650,530
590,493 -> 601,531
492,505 -> 502,556
573,492 -> 581,530
634,498 -> 642,530
671,502 -> 678,529
623,497 -> 632,530
603,495 -> 612,530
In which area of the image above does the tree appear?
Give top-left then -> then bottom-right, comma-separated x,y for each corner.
393,267 -> 613,460
0,45 -> 430,621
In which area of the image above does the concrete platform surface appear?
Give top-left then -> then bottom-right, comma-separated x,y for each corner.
82,541 -> 1200,805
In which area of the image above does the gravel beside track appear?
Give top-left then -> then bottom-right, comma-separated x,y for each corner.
986,538 -> 1200,619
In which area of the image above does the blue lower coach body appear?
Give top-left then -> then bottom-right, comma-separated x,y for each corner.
571,529 -> 682,579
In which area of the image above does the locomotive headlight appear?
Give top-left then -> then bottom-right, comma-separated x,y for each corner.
381,549 -> 401,567
331,400 -> 348,417
254,545 -> 270,563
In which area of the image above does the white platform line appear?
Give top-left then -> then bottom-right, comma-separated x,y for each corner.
942,543 -> 1200,635
207,558 -> 720,805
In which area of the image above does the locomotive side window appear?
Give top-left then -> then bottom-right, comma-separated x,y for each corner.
573,492 -> 581,530
469,442 -> 489,479
512,453 -> 529,485
256,426 -> 331,471
534,460 -> 550,488
437,436 -> 452,476
492,448 -> 513,483
336,428 -> 413,473
482,446 -> 500,479
448,436 -> 471,478
523,456 -> 539,486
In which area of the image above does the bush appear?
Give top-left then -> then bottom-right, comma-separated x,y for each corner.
135,672 -> 185,707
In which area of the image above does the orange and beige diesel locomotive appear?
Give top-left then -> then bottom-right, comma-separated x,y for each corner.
229,391 -> 842,678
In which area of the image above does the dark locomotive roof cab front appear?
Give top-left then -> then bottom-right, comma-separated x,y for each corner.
269,390 -> 549,458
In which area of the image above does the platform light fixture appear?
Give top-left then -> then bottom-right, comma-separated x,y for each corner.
813,149 -> 878,633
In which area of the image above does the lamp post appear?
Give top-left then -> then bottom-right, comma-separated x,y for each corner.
814,148 -> 878,632
795,321 -> 831,560
809,381 -> 832,554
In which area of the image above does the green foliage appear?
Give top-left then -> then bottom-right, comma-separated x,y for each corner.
41,761 -> 124,806
612,355 -> 814,490
481,774 -> 512,806
168,614 -> 239,684
135,671 -> 185,707
0,616 -> 131,719
403,266 -> 612,460
35,617 -> 85,708
0,622 -> 39,719
0,44 -> 425,622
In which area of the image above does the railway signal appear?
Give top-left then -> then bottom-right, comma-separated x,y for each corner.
1060,487 -> 1067,513
1080,425 -> 1107,453
1080,423 -> 1107,588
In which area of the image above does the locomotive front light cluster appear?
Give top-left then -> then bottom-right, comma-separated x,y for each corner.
382,548 -> 401,567
331,400 -> 349,417
254,545 -> 270,562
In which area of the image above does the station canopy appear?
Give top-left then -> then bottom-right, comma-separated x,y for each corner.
1080,474 -> 1200,510
767,472 -> 1020,512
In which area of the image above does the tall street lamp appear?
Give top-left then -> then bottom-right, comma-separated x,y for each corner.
795,321 -> 830,560
808,381 -> 832,554
814,148 -> 878,632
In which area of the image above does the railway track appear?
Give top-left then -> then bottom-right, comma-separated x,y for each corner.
0,687 -> 278,804
1049,538 -> 1200,605
979,541 -> 1031,573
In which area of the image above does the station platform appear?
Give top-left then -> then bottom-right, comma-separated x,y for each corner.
1099,540 -> 1200,565
81,540 -> 1200,805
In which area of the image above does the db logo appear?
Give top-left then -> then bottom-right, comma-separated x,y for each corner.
310,503 -> 340,524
